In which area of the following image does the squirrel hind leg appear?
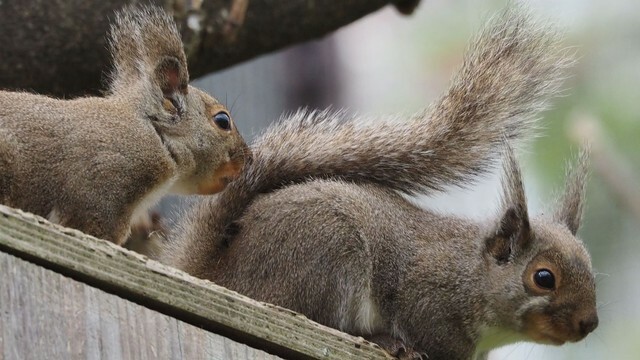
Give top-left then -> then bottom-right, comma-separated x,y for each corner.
366,334 -> 427,360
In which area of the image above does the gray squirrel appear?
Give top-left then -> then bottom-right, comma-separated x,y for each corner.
0,6 -> 249,245
163,6 -> 597,360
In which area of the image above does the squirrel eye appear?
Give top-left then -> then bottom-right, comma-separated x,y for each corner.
533,269 -> 555,290
213,112 -> 231,131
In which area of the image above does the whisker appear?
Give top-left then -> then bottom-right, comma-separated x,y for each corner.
524,343 -> 535,360
230,93 -> 242,114
596,300 -> 619,311
501,343 -> 521,360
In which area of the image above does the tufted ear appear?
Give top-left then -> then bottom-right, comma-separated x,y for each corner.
108,6 -> 189,101
554,148 -> 590,235
154,56 -> 188,98
486,144 -> 531,263
136,7 -> 189,99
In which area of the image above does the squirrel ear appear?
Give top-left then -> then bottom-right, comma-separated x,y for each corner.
155,57 -> 188,97
486,144 -> 531,262
554,148 -> 590,235
108,6 -> 190,97
487,208 -> 531,263
133,6 -> 190,97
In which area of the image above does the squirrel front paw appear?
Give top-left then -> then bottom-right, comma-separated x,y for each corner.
367,334 -> 428,359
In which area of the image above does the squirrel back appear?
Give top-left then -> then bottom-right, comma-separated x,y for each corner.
0,6 -> 249,244
162,6 -> 598,359
165,5 -> 573,270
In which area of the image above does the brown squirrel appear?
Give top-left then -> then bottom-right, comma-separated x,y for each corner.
163,6 -> 596,360
0,6 -> 249,245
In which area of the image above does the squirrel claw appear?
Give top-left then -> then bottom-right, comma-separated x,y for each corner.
398,349 -> 427,360
366,334 -> 425,359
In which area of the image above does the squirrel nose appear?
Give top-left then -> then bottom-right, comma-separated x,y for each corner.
578,313 -> 599,336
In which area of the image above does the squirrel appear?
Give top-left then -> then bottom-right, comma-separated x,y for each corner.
0,6 -> 249,245
162,5 -> 597,360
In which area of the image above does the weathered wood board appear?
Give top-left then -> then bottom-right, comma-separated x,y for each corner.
0,204 -> 391,360
0,252 -> 280,360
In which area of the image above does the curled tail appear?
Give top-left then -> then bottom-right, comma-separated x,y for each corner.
165,6 -> 573,274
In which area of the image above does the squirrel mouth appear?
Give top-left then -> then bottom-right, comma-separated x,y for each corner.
526,325 -> 589,346
539,334 -> 566,346
523,313 -> 577,346
196,159 -> 245,194
220,176 -> 233,186
524,329 -> 567,346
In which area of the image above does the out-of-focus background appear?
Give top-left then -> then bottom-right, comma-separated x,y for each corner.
172,0 -> 639,358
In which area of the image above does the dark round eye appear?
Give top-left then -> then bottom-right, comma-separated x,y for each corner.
533,269 -> 555,290
213,112 -> 231,131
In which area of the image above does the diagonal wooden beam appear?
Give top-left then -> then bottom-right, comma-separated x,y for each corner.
0,204 -> 391,360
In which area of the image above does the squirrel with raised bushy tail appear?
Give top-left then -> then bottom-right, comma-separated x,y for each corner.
0,7 -> 249,245
164,6 -> 597,359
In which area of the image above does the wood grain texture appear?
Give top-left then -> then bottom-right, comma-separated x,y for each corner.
0,252 -> 280,360
0,204 -> 391,360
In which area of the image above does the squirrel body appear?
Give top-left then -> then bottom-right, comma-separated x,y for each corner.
0,7 -> 248,244
196,173 -> 595,359
163,6 -> 597,359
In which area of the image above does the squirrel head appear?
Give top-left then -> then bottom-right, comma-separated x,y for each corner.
167,86 -> 250,195
107,6 -> 250,195
482,146 -> 597,346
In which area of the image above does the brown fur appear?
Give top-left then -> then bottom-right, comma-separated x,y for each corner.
0,6 -> 249,244
163,6 -> 597,360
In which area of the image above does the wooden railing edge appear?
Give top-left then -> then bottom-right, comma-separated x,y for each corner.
0,204 -> 392,360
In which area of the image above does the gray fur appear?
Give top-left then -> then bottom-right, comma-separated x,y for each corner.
0,6 -> 249,244
166,4 -> 572,271
163,5 -> 597,360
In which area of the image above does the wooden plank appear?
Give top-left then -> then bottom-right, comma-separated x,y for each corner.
0,252 -> 281,360
0,204 -> 391,360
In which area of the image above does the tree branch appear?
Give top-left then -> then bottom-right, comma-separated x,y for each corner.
0,0 -> 415,97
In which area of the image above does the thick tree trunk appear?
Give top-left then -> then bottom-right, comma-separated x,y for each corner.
0,0 -> 417,97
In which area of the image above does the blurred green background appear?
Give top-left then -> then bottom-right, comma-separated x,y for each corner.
192,0 -> 639,358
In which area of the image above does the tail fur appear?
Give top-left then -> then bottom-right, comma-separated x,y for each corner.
165,5 -> 573,272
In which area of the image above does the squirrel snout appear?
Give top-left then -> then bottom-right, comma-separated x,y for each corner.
577,313 -> 599,337
196,155 -> 246,194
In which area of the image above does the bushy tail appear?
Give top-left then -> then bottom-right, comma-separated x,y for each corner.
165,6 -> 573,273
